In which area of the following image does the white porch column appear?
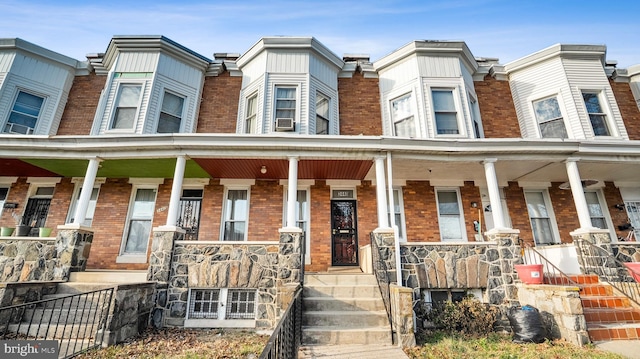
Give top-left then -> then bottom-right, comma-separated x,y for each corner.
483,158 -> 508,230
566,158 -> 594,230
375,156 -> 389,228
73,157 -> 101,225
166,155 -> 187,227
286,156 -> 299,228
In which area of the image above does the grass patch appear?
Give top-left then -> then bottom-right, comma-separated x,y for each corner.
76,328 -> 268,359
404,331 -> 624,359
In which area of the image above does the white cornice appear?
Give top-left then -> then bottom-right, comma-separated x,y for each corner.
0,38 -> 89,75
373,40 -> 478,75
504,44 -> 606,73
236,37 -> 344,70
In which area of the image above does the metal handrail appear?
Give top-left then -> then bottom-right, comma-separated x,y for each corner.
520,241 -> 578,286
0,287 -> 114,359
574,238 -> 640,306
370,232 -> 395,345
259,286 -> 302,359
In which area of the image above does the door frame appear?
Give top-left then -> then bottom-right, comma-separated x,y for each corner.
330,199 -> 359,266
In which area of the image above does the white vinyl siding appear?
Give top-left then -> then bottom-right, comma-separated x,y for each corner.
315,92 -> 329,134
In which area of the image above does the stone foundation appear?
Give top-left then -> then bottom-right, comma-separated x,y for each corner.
0,239 -> 57,282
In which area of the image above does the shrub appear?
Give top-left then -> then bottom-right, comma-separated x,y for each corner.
419,296 -> 499,336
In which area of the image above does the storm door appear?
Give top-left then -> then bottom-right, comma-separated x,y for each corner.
177,189 -> 203,241
331,200 -> 358,266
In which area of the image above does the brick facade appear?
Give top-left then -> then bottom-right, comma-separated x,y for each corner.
196,72 -> 242,133
338,71 -> 382,135
57,72 -> 104,136
610,80 -> 640,140
474,75 -> 521,138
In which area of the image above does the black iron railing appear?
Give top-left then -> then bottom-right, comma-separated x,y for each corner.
259,286 -> 302,359
370,232 -> 395,345
574,238 -> 640,306
520,241 -> 578,286
0,287 -> 114,359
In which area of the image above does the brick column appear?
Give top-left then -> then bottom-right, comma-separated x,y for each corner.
54,225 -> 94,281
484,229 -> 521,305
147,226 -> 184,328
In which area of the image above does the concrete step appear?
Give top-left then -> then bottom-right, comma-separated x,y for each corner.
23,308 -> 106,325
588,322 -> 640,341
302,326 -> 393,345
9,322 -> 104,340
40,294 -> 107,309
54,282 -> 116,295
305,273 -> 377,286
69,270 -> 148,283
584,308 -> 640,324
302,310 -> 388,327
303,297 -> 385,312
304,285 -> 380,298
582,296 -> 631,309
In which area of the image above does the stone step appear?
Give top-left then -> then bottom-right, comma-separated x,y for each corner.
8,321 -> 104,340
23,308 -> 106,325
581,295 -> 631,309
587,322 -> 640,341
303,285 -> 380,298
584,308 -> 640,324
579,284 -> 614,297
302,326 -> 393,345
302,310 -> 389,327
305,273 -> 377,286
69,270 -> 148,284
303,297 -> 385,312
54,282 -> 116,295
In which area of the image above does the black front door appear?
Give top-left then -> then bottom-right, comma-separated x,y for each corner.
331,200 -> 358,266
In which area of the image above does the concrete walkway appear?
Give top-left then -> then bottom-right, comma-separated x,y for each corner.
595,340 -> 640,359
299,344 -> 409,359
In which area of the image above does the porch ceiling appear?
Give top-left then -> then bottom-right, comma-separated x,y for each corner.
18,159 -> 210,178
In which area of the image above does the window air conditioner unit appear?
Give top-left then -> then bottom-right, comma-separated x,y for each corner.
275,118 -> 294,131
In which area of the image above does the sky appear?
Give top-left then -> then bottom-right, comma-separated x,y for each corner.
2,0 -> 640,68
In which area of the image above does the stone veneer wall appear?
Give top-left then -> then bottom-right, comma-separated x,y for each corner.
517,284 -> 589,346
102,283 -> 156,345
0,239 -> 57,282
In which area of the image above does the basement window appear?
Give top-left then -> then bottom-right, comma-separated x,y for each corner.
186,288 -> 257,328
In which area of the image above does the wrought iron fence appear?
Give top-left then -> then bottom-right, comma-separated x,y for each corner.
520,241 -> 578,286
574,238 -> 640,306
370,232 -> 395,345
0,287 -> 114,358
258,286 -> 302,359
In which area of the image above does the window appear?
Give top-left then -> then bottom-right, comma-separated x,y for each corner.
388,188 -> 406,241
66,187 -> 100,226
432,90 -> 459,135
468,95 -> 483,138
123,188 -> 157,254
584,191 -> 607,229
4,91 -> 44,135
582,92 -> 610,136
188,288 -> 256,321
391,93 -> 415,137
0,187 -> 7,219
111,84 -> 142,130
222,189 -> 249,241
436,189 -> 465,241
275,87 -> 296,121
245,94 -> 257,134
157,91 -> 184,133
315,93 -> 330,135
524,191 -> 557,245
532,96 -> 567,138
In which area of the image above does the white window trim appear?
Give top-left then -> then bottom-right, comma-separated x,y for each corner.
429,87 -> 466,138
282,185 -> 311,264
390,187 -> 408,242
585,189 -> 616,241
157,88 -> 187,133
117,183 -> 159,263
273,84 -> 300,133
435,187 -> 467,242
220,186 -> 251,241
185,288 -> 257,328
4,89 -> 47,135
66,177 -> 106,225
528,91 -> 572,139
107,81 -> 146,134
523,188 -> 561,245
580,88 -> 618,139
314,91 -> 331,135
244,92 -> 259,134
468,92 -> 484,138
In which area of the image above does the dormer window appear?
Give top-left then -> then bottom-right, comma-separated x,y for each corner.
244,94 -> 258,134
275,87 -> 296,129
315,93 -> 329,135
582,92 -> 610,136
157,91 -> 185,133
532,96 -> 567,139
4,91 -> 44,135
432,89 -> 459,135
111,84 -> 142,130
391,93 -> 416,137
